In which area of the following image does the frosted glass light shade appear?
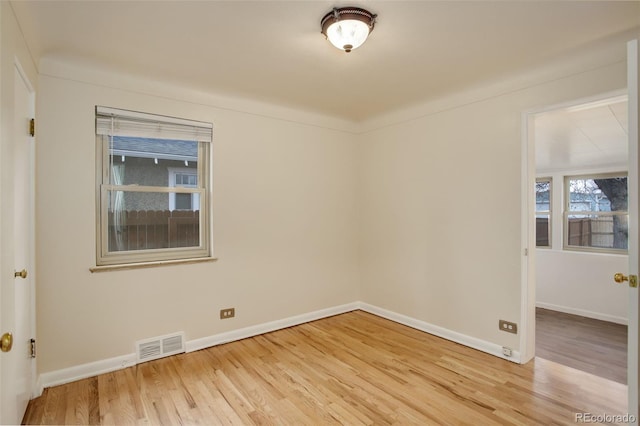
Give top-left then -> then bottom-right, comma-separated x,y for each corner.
326,19 -> 370,52
321,7 -> 376,53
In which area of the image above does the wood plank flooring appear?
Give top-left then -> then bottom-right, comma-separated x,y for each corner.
536,307 -> 627,384
23,310 -> 628,425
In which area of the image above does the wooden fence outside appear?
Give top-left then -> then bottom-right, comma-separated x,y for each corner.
536,217 -> 550,246
537,217 -> 614,248
108,210 -> 199,251
567,216 -> 614,248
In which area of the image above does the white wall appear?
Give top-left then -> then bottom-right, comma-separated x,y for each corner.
536,170 -> 628,324
36,69 -> 360,375
537,250 -> 628,323
357,60 -> 628,351
33,30 -> 633,379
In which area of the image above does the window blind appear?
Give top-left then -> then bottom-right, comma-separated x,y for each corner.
96,106 -> 213,143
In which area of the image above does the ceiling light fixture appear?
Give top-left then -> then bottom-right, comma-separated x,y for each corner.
321,7 -> 377,53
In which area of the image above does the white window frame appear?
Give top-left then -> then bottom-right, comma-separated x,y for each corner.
168,168 -> 200,211
95,106 -> 213,266
563,172 -> 628,254
535,177 -> 552,248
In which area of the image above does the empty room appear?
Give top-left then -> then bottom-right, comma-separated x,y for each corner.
1,1 -> 639,424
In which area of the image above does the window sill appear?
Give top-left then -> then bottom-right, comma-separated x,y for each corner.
89,256 -> 217,273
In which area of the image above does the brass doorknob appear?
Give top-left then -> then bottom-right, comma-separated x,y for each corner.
614,273 -> 629,283
14,269 -> 27,279
1,333 -> 13,352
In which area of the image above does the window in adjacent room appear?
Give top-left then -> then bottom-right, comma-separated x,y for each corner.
95,106 -> 213,266
535,177 -> 552,248
564,173 -> 628,253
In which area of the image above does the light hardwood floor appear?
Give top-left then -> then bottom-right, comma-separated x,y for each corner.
23,310 -> 627,425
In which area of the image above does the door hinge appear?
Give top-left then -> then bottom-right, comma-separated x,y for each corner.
29,118 -> 35,137
29,338 -> 36,358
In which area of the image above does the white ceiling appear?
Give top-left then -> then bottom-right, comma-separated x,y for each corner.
535,97 -> 628,173
10,1 -> 640,122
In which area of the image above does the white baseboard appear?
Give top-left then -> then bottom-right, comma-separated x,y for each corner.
37,353 -> 137,397
185,302 -> 360,352
36,302 -> 360,396
536,302 -> 628,325
36,300 -> 520,396
358,303 -> 522,364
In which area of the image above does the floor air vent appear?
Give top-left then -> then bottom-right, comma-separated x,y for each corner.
136,332 -> 185,363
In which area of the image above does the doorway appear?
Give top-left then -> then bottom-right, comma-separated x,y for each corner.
521,91 -> 629,393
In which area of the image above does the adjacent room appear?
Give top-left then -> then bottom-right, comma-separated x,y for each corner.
1,1 -> 639,424
534,96 -> 629,384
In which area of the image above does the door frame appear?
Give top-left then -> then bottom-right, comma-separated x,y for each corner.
0,56 -> 37,424
14,58 -> 37,401
627,38 -> 639,422
519,88 -> 629,364
521,37 -> 639,425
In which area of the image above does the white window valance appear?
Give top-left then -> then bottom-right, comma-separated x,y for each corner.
96,106 -> 213,143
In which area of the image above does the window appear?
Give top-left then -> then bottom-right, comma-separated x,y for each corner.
564,173 -> 628,253
169,169 -> 200,211
535,177 -> 552,248
95,106 -> 213,266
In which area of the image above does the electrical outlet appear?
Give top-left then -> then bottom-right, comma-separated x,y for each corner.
499,320 -> 518,334
502,346 -> 513,357
220,308 -> 235,319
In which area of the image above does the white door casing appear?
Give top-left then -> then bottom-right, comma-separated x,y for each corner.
627,38 -> 639,423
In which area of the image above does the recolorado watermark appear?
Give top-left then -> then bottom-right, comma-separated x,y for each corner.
575,412 -> 636,423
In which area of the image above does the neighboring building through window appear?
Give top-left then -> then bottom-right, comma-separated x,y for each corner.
535,178 -> 552,248
169,169 -> 200,211
564,173 -> 628,253
95,106 -> 213,266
